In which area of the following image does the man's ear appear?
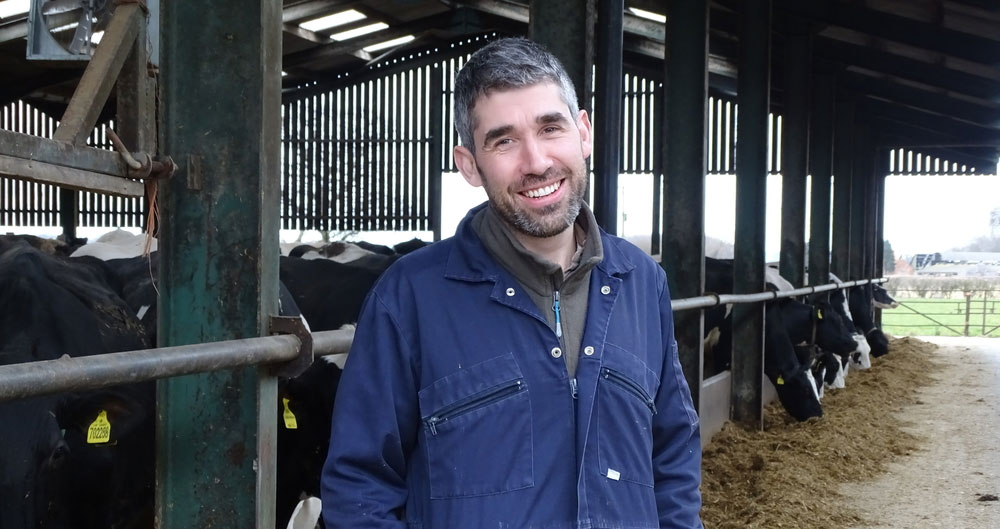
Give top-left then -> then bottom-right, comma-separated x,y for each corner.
454,145 -> 483,187
577,110 -> 593,159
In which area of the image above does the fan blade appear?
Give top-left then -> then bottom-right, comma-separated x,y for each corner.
67,10 -> 92,54
41,0 -> 85,16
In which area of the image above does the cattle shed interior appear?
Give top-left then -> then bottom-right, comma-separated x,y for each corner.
1,1 -> 999,527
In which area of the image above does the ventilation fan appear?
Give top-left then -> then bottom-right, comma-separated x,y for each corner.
27,0 -> 112,60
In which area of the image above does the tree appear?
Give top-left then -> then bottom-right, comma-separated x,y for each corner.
883,240 -> 895,273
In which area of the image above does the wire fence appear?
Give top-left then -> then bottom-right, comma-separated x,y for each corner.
881,288 -> 1000,337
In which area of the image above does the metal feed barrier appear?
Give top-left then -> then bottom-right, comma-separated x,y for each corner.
0,278 -> 886,402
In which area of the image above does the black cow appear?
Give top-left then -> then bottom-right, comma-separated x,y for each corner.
703,258 -> 858,420
0,240 -> 152,529
873,284 -> 899,309
849,284 -> 890,358
275,255 -> 397,529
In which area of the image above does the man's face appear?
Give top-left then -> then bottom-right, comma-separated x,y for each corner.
454,82 -> 593,239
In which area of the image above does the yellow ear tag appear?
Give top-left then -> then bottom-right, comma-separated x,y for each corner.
817,309 -> 824,320
776,375 -> 785,385
282,398 -> 298,430
87,410 -> 112,444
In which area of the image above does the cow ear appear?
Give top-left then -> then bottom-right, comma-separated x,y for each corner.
59,391 -> 149,445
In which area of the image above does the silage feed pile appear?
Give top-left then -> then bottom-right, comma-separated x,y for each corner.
700,337 -> 940,529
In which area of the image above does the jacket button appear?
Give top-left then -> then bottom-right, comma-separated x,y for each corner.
506,287 -> 515,296
601,285 -> 611,295
550,347 -> 562,358
584,346 -> 595,356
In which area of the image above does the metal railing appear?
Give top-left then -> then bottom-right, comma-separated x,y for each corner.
0,277 -> 887,404
671,277 -> 887,311
0,327 -> 354,403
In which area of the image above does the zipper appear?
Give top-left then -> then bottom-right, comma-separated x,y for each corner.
602,368 -> 656,415
570,377 -> 578,399
425,379 -> 524,435
552,290 -> 563,338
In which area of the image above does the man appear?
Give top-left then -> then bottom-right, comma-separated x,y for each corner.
321,37 -> 703,528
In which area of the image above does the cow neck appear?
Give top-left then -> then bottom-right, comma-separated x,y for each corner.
471,204 -> 603,377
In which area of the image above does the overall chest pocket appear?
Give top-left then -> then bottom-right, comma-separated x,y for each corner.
597,345 -> 660,487
418,354 -> 533,499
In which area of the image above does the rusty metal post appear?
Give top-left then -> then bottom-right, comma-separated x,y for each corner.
157,0 -> 282,527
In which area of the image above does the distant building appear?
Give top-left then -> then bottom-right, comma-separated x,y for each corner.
910,252 -> 1000,276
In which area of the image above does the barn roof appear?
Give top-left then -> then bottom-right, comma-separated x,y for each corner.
1,0 -> 998,173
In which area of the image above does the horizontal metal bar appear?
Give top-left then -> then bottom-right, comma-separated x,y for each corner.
0,327 -> 355,403
671,277 -> 887,312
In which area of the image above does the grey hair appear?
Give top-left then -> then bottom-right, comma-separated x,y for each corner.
453,37 -> 580,153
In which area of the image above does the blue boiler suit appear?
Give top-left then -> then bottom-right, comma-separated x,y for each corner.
321,204 -> 703,528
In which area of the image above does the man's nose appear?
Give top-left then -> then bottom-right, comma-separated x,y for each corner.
519,136 -> 553,176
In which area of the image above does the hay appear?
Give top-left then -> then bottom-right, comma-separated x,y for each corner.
700,337 -> 940,529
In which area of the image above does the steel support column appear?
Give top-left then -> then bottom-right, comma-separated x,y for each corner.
530,0 -> 594,114
731,0 -> 771,429
875,150 -> 888,277
778,30 -> 811,287
831,97 -> 854,280
592,0 -> 623,233
428,65 -> 443,241
662,0 -> 709,411
158,1 -> 281,527
849,121 -> 873,280
808,68 -> 835,288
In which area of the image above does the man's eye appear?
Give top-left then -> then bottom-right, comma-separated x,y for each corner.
543,126 -> 561,134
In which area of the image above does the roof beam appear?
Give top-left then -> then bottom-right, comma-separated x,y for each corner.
774,0 -> 1000,66
281,0 -> 362,24
856,96 -> 1000,145
842,70 -> 1000,128
814,38 -> 1000,103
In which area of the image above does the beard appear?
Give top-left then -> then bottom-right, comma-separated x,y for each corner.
480,163 -> 589,239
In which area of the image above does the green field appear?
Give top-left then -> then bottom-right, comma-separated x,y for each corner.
880,297 -> 1000,337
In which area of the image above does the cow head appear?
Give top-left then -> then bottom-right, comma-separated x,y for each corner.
866,328 -> 890,358
768,366 -> 823,421
764,304 -> 822,421
811,301 -> 859,355
851,334 -> 872,369
872,285 -> 900,309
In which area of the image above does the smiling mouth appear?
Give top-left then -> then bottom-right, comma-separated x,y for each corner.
522,179 -> 562,199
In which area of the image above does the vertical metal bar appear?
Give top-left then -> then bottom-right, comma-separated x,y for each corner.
429,65 -> 444,241
157,0 -> 281,526
650,81 -> 662,256
831,97 -> 854,279
849,120 -> 872,280
875,150 -> 888,277
808,67 -> 835,288
593,0 -> 623,233
530,0 -> 594,114
662,0 -> 709,412
778,30 -> 811,287
394,74 -> 403,228
732,0 -> 771,429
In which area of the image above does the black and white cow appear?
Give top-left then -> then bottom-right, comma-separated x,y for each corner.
703,258 -> 858,420
0,239 -> 153,529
